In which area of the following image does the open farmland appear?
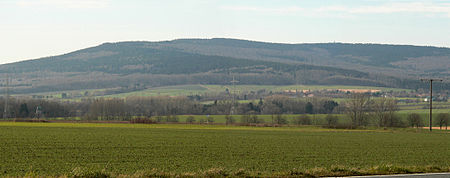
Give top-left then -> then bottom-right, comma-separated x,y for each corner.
19,84 -> 409,100
42,111 -> 450,126
26,84 -> 409,99
103,84 -> 411,98
0,122 -> 449,177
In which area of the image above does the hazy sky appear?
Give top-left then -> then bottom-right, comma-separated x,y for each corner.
1,0 -> 450,64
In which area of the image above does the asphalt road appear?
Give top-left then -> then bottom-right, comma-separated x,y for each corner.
345,173 -> 450,178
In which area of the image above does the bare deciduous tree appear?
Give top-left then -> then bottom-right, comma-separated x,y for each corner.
407,113 -> 422,128
292,115 -> 311,125
186,116 -> 195,124
346,93 -> 371,128
372,97 -> 399,127
436,113 -> 449,130
225,115 -> 235,125
325,114 -> 338,128
274,114 -> 287,125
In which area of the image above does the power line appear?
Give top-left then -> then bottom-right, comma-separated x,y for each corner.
421,78 -> 443,131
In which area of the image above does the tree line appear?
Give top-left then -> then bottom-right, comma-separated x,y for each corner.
0,94 -> 447,129
0,96 -> 339,119
345,93 -> 448,129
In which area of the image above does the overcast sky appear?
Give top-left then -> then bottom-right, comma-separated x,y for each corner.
1,0 -> 450,64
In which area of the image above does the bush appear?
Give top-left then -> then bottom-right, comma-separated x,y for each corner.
407,113 -> 422,128
389,114 -> 406,128
275,114 -> 287,125
240,114 -> 262,124
322,123 -> 355,129
155,115 -> 164,123
186,116 -> 196,123
130,117 -> 155,124
293,115 -> 311,125
325,114 -> 338,128
240,115 -> 250,124
251,114 -> 263,124
225,115 -> 235,125
207,117 -> 214,124
436,113 -> 449,130
168,115 -> 179,123
198,118 -> 206,124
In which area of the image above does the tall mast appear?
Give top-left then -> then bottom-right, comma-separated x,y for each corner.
3,74 -> 9,119
230,75 -> 239,115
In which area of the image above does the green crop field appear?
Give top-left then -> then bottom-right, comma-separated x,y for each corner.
42,111 -> 449,127
397,109 -> 450,114
0,122 -> 449,177
148,112 -> 448,127
158,114 -> 349,126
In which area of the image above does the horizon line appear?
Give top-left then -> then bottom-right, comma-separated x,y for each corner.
2,37 -> 450,65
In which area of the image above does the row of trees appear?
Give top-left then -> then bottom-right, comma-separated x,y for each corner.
346,94 -> 404,128
0,96 -> 339,119
345,94 -> 450,129
1,94 -> 447,129
406,113 -> 449,130
129,111 -> 447,130
131,113 -> 333,126
346,94 -> 401,128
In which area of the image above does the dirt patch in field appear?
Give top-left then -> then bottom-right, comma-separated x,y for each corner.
336,89 -> 381,93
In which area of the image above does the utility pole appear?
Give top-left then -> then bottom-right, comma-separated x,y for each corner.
230,75 -> 239,115
303,58 -> 307,85
3,74 -> 9,119
421,79 -> 443,131
35,106 -> 42,121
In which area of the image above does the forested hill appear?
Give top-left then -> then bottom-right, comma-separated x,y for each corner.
153,38 -> 450,78
0,38 -> 448,94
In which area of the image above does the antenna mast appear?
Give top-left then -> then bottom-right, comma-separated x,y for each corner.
230,75 -> 239,115
3,74 -> 9,119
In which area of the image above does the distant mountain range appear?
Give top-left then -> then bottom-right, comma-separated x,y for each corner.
0,38 -> 448,94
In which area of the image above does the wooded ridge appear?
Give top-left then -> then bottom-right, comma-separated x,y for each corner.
0,38 -> 448,94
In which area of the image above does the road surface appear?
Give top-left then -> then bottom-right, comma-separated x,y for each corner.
346,173 -> 450,178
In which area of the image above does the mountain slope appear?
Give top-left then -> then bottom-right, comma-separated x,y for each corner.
150,38 -> 450,78
0,38 -> 448,94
